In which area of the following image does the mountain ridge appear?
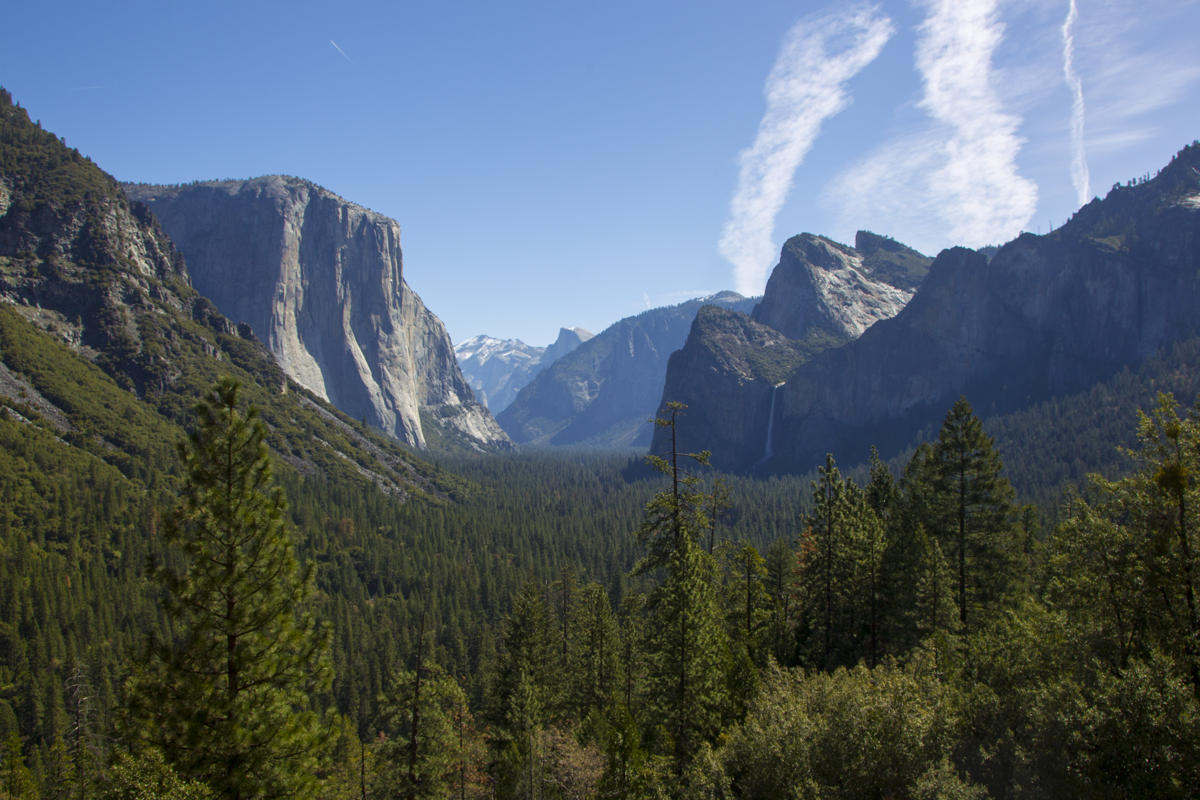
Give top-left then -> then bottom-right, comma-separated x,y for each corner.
455,326 -> 593,412
0,88 -> 457,499
655,142 -> 1200,473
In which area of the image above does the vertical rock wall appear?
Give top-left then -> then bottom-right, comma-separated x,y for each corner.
126,177 -> 510,451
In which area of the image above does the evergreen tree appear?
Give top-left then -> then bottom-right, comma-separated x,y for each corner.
374,661 -> 470,800
807,454 -> 847,668
762,539 -> 798,666
926,398 -> 1020,635
489,582 -> 552,798
564,582 -> 621,721
635,402 -> 729,776
1052,393 -> 1200,698
128,378 -> 331,799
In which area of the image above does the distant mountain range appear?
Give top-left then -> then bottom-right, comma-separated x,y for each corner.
654,143 -> 1200,474
496,292 -> 758,448
455,326 -> 593,413
124,177 -> 510,453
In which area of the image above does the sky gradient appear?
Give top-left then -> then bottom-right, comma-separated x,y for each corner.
4,0 -> 1198,346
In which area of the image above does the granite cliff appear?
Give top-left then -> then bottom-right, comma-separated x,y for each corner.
653,231 -> 929,469
752,231 -> 928,340
499,292 -> 756,448
656,143 -> 1200,473
124,177 -> 509,452
0,89 -> 452,497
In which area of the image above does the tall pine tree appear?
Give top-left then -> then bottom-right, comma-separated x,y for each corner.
635,403 -> 728,776
926,397 -> 1019,635
129,378 -> 331,799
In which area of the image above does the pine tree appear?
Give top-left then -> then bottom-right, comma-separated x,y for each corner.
489,582 -> 552,798
762,539 -> 798,666
1052,393 -> 1200,698
799,454 -> 854,669
926,397 -> 1020,635
374,661 -> 470,800
635,403 -> 728,776
129,378 -> 331,799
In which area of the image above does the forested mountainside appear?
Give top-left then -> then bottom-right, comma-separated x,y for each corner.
123,178 -> 510,453
656,142 -> 1200,475
2,87 -> 1199,799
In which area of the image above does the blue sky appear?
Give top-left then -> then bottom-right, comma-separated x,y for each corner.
4,1 -> 1198,346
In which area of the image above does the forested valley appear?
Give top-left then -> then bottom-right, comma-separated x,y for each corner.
5,365 -> 1200,798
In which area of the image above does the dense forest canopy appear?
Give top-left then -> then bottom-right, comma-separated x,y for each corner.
5,375 -> 1200,797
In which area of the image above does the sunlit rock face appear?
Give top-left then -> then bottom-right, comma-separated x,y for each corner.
652,232 -> 929,471
751,232 -> 927,340
126,176 -> 510,451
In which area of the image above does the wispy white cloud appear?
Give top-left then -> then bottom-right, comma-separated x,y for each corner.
1061,0 -> 1090,205
329,39 -> 352,63
719,5 -> 893,296
827,0 -> 1036,252
913,0 -> 1037,246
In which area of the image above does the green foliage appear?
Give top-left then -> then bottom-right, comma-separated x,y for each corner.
796,456 -> 887,669
374,661 -> 471,799
716,658 -> 970,800
6,112 -> 1200,800
1050,392 -> 1200,695
98,748 -> 216,800
0,91 -> 120,212
636,404 -> 730,774
128,379 -> 331,799
922,398 -> 1022,633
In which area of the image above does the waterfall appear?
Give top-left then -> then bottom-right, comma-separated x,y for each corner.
758,383 -> 784,465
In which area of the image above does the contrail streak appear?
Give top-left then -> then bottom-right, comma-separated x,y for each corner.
1062,0 -> 1090,205
719,6 -> 893,296
329,39 -> 352,63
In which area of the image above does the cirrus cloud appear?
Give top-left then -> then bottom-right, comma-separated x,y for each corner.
828,0 -> 1037,253
719,5 -> 894,296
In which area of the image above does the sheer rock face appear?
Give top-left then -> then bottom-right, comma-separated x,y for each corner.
655,306 -> 807,470
653,232 -> 928,470
656,144 -> 1200,474
125,177 -> 510,451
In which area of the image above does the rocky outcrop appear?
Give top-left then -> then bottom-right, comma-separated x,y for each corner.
455,326 -> 593,413
654,232 -> 928,469
499,292 -> 756,448
658,143 -> 1200,473
751,232 -> 928,340
541,327 -> 593,369
0,88 -> 456,502
0,95 -> 197,391
655,305 -> 820,469
125,177 -> 510,451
